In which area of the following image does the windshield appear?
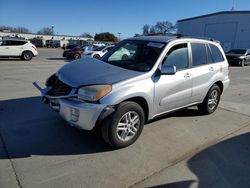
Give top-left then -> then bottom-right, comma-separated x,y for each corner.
102,40 -> 166,72
227,49 -> 247,54
93,46 -> 105,51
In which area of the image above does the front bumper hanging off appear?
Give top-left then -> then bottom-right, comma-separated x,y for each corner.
33,81 -> 111,130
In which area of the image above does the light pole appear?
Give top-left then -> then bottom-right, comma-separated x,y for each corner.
118,32 -> 121,41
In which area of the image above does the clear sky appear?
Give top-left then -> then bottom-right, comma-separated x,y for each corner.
0,0 -> 250,38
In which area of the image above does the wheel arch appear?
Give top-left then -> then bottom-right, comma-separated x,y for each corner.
214,81 -> 223,94
22,50 -> 34,57
122,96 -> 149,122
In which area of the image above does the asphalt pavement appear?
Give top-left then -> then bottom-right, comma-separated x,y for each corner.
0,48 -> 250,188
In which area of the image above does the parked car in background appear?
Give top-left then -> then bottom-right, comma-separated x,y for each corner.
45,40 -> 61,48
63,45 -> 93,60
226,48 -> 250,66
88,45 -> 114,59
34,35 -> 230,149
0,38 -> 38,61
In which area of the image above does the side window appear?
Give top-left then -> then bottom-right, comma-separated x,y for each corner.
191,43 -> 207,67
206,44 -> 214,64
209,44 -> 224,62
162,43 -> 189,71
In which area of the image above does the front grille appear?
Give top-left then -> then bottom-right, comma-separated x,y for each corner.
46,75 -> 72,96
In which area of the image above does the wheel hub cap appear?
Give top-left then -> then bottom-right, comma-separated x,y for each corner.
117,111 -> 140,142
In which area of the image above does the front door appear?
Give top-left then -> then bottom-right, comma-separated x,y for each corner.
154,43 -> 192,116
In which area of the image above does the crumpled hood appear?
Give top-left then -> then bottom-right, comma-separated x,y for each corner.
57,57 -> 143,88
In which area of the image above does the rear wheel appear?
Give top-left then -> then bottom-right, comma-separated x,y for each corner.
101,101 -> 145,149
198,84 -> 221,115
241,59 -> 245,67
93,54 -> 101,59
22,51 -> 33,61
74,53 -> 81,60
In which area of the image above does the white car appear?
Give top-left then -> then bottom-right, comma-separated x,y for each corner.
0,38 -> 38,61
90,45 -> 114,59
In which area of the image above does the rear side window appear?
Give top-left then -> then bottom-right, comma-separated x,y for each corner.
209,44 -> 224,62
191,43 -> 207,67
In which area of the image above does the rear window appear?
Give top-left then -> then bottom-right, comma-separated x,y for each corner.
209,44 -> 224,62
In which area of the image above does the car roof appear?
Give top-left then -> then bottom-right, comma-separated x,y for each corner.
127,35 -> 218,44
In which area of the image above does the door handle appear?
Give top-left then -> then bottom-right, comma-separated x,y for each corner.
184,73 -> 191,78
209,67 -> 214,71
5,47 -> 9,49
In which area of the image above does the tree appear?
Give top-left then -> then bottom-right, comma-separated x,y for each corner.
149,26 -> 156,34
154,21 -> 176,34
81,32 -> 93,38
14,27 -> 31,34
142,21 -> 176,35
37,27 -> 54,35
0,25 -> 31,33
142,24 -> 150,35
134,33 -> 140,37
94,32 -> 118,42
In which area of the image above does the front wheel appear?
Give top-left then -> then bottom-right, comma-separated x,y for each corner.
101,101 -> 145,149
198,84 -> 221,115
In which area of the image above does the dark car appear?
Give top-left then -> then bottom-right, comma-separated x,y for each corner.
63,45 -> 94,60
226,49 -> 250,67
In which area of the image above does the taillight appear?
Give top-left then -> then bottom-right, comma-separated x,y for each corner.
32,46 -> 37,51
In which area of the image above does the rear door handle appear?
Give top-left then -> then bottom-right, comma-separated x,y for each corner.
5,47 -> 9,49
209,67 -> 214,71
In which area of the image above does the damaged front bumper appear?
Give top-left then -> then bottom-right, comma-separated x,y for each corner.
33,82 -> 113,130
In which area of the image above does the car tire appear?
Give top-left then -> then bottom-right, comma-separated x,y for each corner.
22,51 -> 33,61
198,84 -> 221,115
93,54 -> 101,59
122,54 -> 129,60
74,53 -> 81,60
241,59 -> 245,67
101,101 -> 145,149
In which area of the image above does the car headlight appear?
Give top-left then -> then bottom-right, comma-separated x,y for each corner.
77,85 -> 112,101
239,56 -> 245,59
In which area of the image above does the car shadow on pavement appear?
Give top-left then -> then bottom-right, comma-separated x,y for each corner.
150,132 -> 250,188
0,58 -> 24,61
47,57 -> 71,62
0,96 -> 110,159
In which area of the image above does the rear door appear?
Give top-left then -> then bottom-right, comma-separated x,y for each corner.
0,40 -> 9,56
154,42 -> 192,115
190,43 -> 223,103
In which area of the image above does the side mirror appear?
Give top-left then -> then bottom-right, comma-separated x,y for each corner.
161,65 -> 176,75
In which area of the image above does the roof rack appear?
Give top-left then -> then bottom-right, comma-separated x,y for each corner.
176,33 -> 220,43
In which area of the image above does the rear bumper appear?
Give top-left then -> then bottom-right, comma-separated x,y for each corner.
223,78 -> 230,92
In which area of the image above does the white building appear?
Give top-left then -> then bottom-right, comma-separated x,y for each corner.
177,11 -> 250,52
0,31 -> 93,47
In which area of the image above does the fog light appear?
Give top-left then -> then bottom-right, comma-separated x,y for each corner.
71,108 -> 79,122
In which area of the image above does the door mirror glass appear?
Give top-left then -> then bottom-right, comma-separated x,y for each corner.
161,65 -> 176,75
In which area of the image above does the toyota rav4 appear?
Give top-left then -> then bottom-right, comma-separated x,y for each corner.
34,35 -> 230,149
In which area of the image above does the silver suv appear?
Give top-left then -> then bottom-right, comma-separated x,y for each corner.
34,35 -> 230,148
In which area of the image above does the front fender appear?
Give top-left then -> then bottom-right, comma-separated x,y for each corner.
100,78 -> 155,119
